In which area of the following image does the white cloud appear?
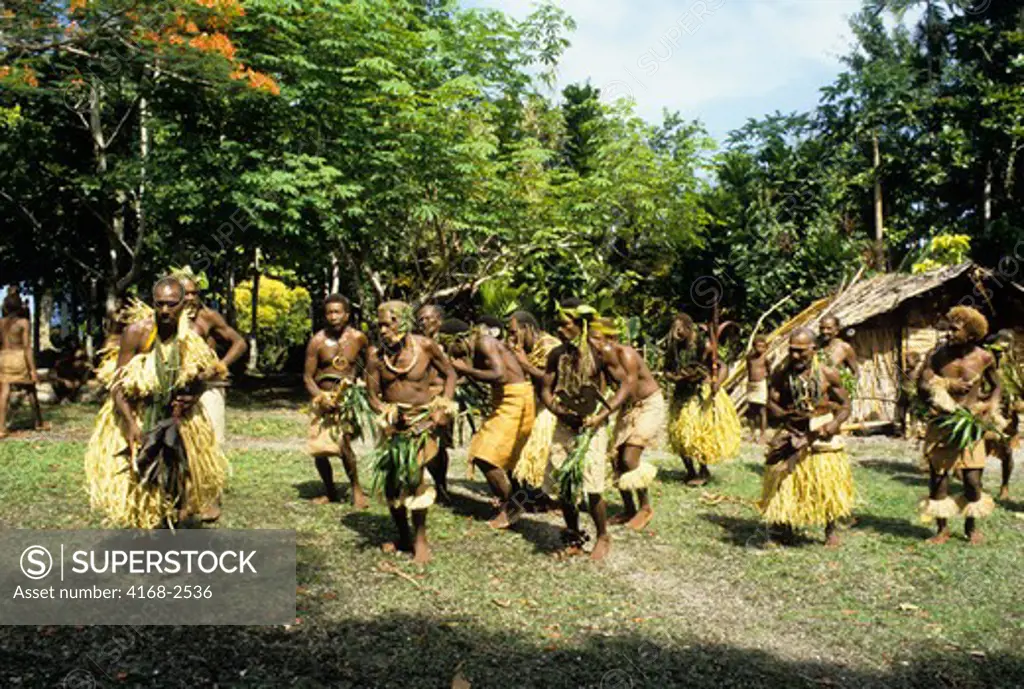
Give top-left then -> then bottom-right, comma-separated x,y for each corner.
465,0 -> 873,137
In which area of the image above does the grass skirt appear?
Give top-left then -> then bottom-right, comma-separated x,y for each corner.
514,407 -> 558,486
669,385 -> 741,465
84,400 -> 227,529
759,448 -> 855,528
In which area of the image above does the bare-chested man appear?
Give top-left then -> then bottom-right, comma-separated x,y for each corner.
760,328 -> 854,546
541,300 -> 612,561
985,330 -> 1021,500
448,319 -> 535,529
84,277 -> 226,527
584,318 -> 664,530
176,273 -> 248,444
367,300 -> 457,564
918,306 -> 1001,545
303,294 -> 371,508
746,335 -> 770,444
415,303 -> 452,503
820,316 -> 859,401
0,293 -> 46,437
665,313 -> 741,486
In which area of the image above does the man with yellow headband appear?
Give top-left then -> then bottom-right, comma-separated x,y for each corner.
366,300 -> 457,564
449,317 -> 535,529
584,317 -> 664,531
541,299 -> 612,561
303,293 -> 372,508
918,306 -> 1001,545
83,277 -> 227,528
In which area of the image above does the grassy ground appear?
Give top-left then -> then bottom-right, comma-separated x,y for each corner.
1,397 -> 1023,688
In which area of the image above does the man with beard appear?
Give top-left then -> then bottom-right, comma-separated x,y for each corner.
448,318 -> 535,528
917,306 -> 1001,544
304,294 -> 372,508
367,301 -> 457,564
540,300 -> 612,561
584,318 -> 664,530
84,277 -> 227,528
759,328 -> 854,547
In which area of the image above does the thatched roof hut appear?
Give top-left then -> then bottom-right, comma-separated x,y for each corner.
726,262 -> 1024,433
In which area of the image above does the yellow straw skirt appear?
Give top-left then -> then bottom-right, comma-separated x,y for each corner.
758,448 -> 855,528
668,386 -> 741,465
84,400 -> 227,529
514,407 -> 558,486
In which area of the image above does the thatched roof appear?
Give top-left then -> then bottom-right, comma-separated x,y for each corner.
821,262 -> 1023,329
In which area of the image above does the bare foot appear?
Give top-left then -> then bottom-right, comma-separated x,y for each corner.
200,505 -> 221,523
608,513 -> 634,526
351,490 -> 370,510
435,488 -> 452,507
553,545 -> 585,560
998,486 -> 1010,501
626,507 -> 654,531
412,540 -> 432,565
824,533 -> 841,548
35,421 -> 51,431
926,530 -> 951,545
968,530 -> 984,546
0,431 -> 8,440
590,535 -> 611,561
686,477 -> 708,487
488,511 -> 511,529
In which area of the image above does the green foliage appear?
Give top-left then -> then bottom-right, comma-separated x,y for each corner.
911,234 -> 972,274
234,277 -> 311,373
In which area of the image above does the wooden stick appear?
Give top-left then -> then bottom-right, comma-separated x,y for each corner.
746,294 -> 793,353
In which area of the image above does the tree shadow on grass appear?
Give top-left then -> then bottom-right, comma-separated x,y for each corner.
7,613 -> 1022,688
700,513 -> 818,549
850,513 -> 933,540
859,458 -> 929,487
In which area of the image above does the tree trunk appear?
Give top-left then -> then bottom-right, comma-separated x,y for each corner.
872,130 -> 885,270
330,253 -> 341,295
226,264 -> 237,327
246,248 -> 261,373
983,159 -> 993,229
37,288 -> 54,352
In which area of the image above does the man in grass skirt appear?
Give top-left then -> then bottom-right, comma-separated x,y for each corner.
84,277 -> 227,529
367,301 -> 457,565
984,330 -> 1021,501
303,294 -> 373,508
759,328 -> 854,547
540,300 -> 612,561
918,306 -> 1002,545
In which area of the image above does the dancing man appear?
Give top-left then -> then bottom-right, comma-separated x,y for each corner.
84,277 -> 227,528
303,294 -> 372,508
585,317 -> 664,530
415,303 -> 452,503
540,300 -> 612,560
665,312 -> 741,486
367,301 -> 457,564
985,330 -> 1021,500
918,306 -> 1001,544
759,328 -> 854,547
449,318 -> 535,528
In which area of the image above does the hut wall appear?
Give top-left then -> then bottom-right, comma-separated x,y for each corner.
850,322 -> 900,424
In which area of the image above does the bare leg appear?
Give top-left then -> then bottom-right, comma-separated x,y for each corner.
824,520 -> 840,547
963,468 -> 984,545
687,462 -> 710,487
312,456 -> 340,504
428,441 -> 451,505
383,505 -> 413,554
340,439 -> 368,509
682,457 -> 697,483
759,406 -> 768,444
26,387 -> 46,429
411,507 -> 431,564
0,382 -> 9,437
588,493 -> 610,561
610,451 -> 636,525
475,459 -> 519,529
926,468 -> 951,544
620,445 -> 654,530
997,444 -> 1013,501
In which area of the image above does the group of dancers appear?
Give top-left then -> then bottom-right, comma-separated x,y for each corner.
77,271 -> 1021,563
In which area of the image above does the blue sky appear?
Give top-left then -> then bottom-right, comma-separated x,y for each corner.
465,0 -> 917,144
